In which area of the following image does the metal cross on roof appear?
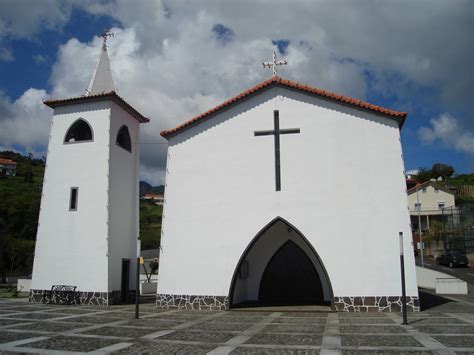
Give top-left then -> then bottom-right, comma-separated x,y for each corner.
262,51 -> 288,76
99,29 -> 114,49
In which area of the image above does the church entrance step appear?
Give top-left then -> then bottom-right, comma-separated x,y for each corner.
228,305 -> 334,312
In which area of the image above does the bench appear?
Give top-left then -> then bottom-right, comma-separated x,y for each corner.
44,285 -> 77,305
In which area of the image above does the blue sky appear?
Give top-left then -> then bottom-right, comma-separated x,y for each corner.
0,1 -> 472,184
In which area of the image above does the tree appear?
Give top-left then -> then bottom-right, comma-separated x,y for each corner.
431,163 -> 455,180
415,163 -> 455,183
4,237 -> 35,274
142,258 -> 159,282
415,168 -> 432,183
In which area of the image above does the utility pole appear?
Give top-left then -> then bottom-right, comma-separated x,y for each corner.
135,239 -> 141,319
416,186 -> 424,267
399,232 -> 408,325
135,257 -> 140,319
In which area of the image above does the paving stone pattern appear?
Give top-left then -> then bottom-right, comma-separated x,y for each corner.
0,299 -> 473,354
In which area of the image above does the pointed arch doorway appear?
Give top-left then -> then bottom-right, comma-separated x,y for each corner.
229,217 -> 334,308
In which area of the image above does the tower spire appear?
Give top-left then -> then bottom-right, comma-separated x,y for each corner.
86,30 -> 115,96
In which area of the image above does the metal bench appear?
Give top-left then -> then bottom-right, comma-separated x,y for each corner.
44,285 -> 77,305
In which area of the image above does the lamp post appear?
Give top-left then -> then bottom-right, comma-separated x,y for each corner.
135,239 -> 141,319
416,186 -> 424,267
399,232 -> 408,325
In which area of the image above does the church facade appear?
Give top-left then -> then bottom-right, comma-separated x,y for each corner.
157,76 -> 419,312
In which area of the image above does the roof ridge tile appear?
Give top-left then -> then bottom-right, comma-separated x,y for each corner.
159,76 -> 407,138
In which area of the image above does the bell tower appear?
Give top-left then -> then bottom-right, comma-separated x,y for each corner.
30,33 -> 150,305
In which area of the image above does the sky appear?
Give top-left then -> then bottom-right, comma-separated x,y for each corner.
0,0 -> 472,185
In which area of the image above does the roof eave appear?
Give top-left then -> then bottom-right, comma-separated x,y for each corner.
44,92 -> 150,124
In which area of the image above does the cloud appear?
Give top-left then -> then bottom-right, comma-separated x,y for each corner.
1,0 -> 472,183
0,47 -> 13,61
33,54 -> 47,65
419,114 -> 474,154
0,89 -> 50,154
0,0 -> 73,40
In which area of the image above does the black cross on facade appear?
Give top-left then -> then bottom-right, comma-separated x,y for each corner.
254,110 -> 300,191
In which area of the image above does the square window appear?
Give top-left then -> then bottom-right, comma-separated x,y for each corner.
438,202 -> 445,210
422,188 -> 427,193
414,203 -> 422,212
69,187 -> 78,211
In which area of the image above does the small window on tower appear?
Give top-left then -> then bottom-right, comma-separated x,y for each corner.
116,125 -> 132,152
64,119 -> 93,143
69,187 -> 78,211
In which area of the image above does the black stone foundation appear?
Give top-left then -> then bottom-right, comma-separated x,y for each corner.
29,289 -> 136,306
156,294 -> 229,310
334,296 -> 420,312
156,294 -> 419,312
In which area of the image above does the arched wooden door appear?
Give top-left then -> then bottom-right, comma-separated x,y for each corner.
259,240 -> 324,305
229,217 -> 334,308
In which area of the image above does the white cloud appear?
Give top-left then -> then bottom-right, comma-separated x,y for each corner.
419,114 -> 474,154
0,89 -> 51,154
33,54 -> 47,65
0,0 -> 73,39
1,0 -> 472,183
0,47 -> 13,61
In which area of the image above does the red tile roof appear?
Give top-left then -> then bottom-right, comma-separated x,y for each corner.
44,91 -> 150,123
407,181 -> 455,195
161,76 -> 407,138
0,158 -> 17,165
143,193 -> 164,198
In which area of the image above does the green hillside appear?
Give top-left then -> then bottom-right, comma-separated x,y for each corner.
140,200 -> 162,250
0,152 -> 44,276
449,173 -> 474,187
0,151 -> 162,278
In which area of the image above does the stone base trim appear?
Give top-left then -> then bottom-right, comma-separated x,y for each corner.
334,296 -> 420,312
156,294 -> 229,310
29,289 -> 136,306
155,294 -> 419,312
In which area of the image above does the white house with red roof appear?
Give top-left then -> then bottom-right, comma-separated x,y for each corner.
407,180 -> 456,232
30,36 -> 149,305
157,76 -> 418,312
0,158 -> 17,177
142,193 -> 165,205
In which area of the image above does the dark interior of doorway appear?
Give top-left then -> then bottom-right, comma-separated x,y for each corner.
233,240 -> 330,308
121,259 -> 130,303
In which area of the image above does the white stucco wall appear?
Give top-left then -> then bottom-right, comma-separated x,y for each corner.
158,87 -> 418,300
32,100 -> 141,295
32,102 -> 111,292
107,102 -> 140,292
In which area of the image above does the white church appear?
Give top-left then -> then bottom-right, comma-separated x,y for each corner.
157,56 -> 419,312
31,37 -> 419,311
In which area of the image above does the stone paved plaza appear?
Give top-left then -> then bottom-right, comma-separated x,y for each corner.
0,299 -> 474,354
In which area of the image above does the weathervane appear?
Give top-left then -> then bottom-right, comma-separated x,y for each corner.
99,29 -> 114,49
263,51 -> 287,76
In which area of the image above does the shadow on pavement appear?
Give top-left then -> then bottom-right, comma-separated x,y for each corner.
419,288 -> 453,311
139,294 -> 156,304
